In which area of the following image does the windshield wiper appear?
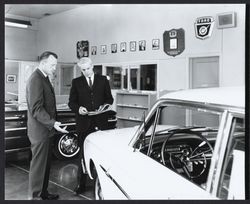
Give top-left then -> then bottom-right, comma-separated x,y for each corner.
154,126 -> 217,135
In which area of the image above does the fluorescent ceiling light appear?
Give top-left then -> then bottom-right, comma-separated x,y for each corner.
5,18 -> 32,28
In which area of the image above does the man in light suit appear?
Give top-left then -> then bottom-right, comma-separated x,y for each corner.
26,51 -> 68,200
68,57 -> 113,195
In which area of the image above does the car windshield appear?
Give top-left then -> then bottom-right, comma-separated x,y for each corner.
134,102 -> 222,189
136,103 -> 221,147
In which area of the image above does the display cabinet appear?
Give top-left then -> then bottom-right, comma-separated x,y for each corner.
116,91 -> 157,128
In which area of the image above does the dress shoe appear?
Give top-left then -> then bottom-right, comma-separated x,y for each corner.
74,185 -> 85,195
41,193 -> 59,200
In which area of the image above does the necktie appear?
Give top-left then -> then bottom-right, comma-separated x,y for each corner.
46,76 -> 54,92
88,77 -> 92,88
46,76 -> 50,84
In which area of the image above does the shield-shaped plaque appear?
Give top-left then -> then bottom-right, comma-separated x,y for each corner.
163,28 -> 185,57
195,16 -> 214,40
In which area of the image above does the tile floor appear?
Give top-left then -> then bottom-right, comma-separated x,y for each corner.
5,155 -> 95,200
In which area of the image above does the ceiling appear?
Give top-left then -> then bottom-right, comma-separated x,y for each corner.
5,4 -> 84,19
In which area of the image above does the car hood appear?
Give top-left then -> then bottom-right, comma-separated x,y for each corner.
85,126 -> 139,148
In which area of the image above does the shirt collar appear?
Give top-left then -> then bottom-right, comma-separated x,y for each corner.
85,74 -> 94,83
38,68 -> 47,78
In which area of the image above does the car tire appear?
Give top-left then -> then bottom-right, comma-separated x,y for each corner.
95,176 -> 104,200
53,132 -> 80,160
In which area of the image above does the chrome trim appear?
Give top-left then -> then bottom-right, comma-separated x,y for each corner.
5,147 -> 30,153
5,127 -> 27,131
206,111 -> 229,194
163,98 -> 244,115
211,113 -> 241,197
5,136 -> 25,140
60,122 -> 76,126
100,165 -> 131,199
5,116 -> 21,120
147,108 -> 160,156
108,119 -> 117,122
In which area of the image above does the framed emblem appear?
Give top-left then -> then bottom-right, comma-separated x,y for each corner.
76,40 -> 89,58
163,28 -> 185,57
195,16 -> 215,40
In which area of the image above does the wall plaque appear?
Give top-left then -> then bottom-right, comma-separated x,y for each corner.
77,40 -> 89,58
195,16 -> 214,40
163,28 -> 185,57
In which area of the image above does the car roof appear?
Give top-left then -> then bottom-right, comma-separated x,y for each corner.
161,86 -> 245,108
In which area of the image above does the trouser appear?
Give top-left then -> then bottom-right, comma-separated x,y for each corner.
77,122 -> 97,188
28,137 -> 53,199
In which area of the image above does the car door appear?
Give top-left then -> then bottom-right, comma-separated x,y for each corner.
106,145 -> 215,199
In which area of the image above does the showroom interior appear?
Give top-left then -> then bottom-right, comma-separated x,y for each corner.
4,4 -> 246,200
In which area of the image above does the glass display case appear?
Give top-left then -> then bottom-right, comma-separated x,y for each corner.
105,63 -> 157,91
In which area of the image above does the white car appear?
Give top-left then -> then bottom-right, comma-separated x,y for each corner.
84,87 -> 245,200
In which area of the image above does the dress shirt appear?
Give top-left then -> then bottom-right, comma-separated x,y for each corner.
38,68 -> 47,78
85,74 -> 94,87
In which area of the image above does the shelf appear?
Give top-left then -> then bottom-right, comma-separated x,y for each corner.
117,116 -> 142,122
117,104 -> 148,109
116,91 -> 156,128
117,91 -> 156,96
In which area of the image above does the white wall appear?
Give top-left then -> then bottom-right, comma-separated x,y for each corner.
5,26 -> 38,61
5,14 -> 39,61
4,4 -> 244,94
36,4 -> 245,91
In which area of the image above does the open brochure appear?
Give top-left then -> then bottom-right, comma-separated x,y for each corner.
88,104 -> 112,116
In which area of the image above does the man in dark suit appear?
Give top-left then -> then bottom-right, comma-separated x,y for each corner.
68,57 -> 113,195
26,51 -> 68,200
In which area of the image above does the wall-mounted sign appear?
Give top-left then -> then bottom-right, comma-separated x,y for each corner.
195,16 -> 214,40
77,40 -> 89,58
6,74 -> 17,83
163,28 -> 185,57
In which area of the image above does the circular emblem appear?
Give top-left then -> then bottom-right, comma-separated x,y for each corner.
199,26 -> 208,36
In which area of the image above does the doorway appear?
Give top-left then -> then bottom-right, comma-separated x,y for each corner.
189,56 -> 220,127
189,56 -> 219,89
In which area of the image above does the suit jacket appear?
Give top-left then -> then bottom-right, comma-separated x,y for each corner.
26,69 -> 56,144
68,74 -> 113,134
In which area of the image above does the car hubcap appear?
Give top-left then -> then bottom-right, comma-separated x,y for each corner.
58,133 -> 80,158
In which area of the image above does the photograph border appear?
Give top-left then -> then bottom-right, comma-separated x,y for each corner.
130,41 -> 136,52
152,39 -> 160,50
120,42 -> 127,52
139,40 -> 146,51
100,45 -> 107,54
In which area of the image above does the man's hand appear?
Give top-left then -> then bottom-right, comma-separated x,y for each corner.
54,121 -> 69,133
79,106 -> 88,115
